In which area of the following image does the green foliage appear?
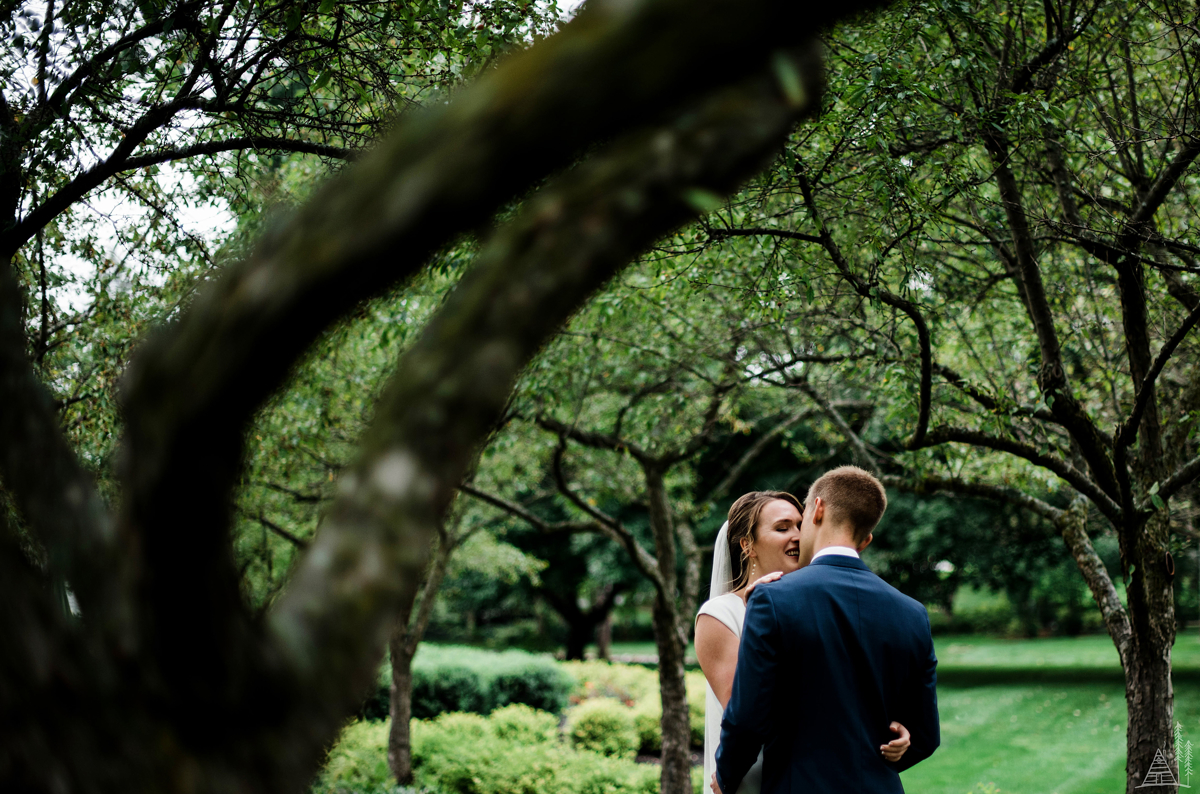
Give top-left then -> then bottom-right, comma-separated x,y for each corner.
685,672 -> 706,747
490,703 -> 559,744
631,701 -> 663,754
311,721 -> 395,794
562,660 -> 707,750
927,587 -> 1016,635
412,664 -> 491,720
316,651 -> 1200,794
384,645 -> 573,720
563,661 -> 659,706
411,710 -> 660,794
566,698 -> 640,759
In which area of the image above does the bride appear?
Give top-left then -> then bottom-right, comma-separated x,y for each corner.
694,490 -> 912,793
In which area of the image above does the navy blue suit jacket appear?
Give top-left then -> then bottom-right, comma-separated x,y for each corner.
715,554 -> 940,794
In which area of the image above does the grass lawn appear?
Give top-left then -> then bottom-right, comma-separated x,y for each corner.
607,634 -> 1200,793
606,631 -> 1200,672
900,683 -> 1200,794
903,633 -> 1200,793
934,632 -> 1200,670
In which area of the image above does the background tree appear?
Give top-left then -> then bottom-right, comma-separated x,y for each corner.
681,0 -> 1200,788
0,0 -> 557,521
385,499 -> 544,784
464,242 -> 848,790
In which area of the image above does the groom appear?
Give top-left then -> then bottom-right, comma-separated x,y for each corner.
713,466 -> 940,793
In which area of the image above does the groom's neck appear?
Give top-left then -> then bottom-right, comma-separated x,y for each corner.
812,525 -> 859,552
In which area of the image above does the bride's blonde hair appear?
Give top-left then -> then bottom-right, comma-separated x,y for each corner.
725,490 -> 803,590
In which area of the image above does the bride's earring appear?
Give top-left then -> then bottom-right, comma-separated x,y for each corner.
750,559 -> 757,578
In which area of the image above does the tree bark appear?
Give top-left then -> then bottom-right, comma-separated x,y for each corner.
1124,510 -> 1178,792
597,611 -> 613,661
389,529 -> 455,785
653,595 -> 693,794
387,634 -> 418,785
544,583 -> 625,660
566,615 -> 596,661
645,464 -> 693,794
542,590 -> 598,661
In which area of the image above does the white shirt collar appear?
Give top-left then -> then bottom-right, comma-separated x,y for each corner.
811,545 -> 860,562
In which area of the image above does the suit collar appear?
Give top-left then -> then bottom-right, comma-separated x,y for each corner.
808,555 -> 869,571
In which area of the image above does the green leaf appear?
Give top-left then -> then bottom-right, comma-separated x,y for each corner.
681,188 -> 724,214
772,51 -> 807,109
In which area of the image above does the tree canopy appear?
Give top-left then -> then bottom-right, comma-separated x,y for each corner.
4,0 -> 1200,792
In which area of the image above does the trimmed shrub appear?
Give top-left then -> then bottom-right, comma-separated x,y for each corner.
490,703 -> 558,744
631,700 -> 662,754
492,663 -> 572,713
311,720 -> 394,794
567,698 -> 639,759
565,662 -> 708,750
412,665 -> 490,719
367,645 -> 574,721
411,710 -> 658,794
562,660 -> 657,706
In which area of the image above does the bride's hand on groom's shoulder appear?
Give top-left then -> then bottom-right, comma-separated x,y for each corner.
879,721 -> 911,762
739,571 -> 783,603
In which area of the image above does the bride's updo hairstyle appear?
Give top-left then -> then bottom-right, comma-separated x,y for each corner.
725,490 -> 803,590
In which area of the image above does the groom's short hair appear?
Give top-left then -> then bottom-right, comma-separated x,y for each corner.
806,466 -> 887,541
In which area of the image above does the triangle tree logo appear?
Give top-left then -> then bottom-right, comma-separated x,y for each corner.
1138,746 -> 1188,789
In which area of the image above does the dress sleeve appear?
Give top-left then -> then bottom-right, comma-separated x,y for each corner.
696,595 -> 741,638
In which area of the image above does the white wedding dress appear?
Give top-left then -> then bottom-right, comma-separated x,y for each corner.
696,521 -> 763,794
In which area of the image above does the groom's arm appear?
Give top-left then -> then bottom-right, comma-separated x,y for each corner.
715,587 -> 780,794
891,610 -> 940,772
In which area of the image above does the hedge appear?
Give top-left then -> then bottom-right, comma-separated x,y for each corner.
361,645 -> 574,720
412,709 -> 660,794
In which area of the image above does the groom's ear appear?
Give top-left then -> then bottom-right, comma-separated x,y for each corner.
811,497 -> 824,525
856,533 -> 874,553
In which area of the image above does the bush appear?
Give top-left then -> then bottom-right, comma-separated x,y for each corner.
564,662 -> 707,750
412,665 -> 491,719
492,663 -> 572,713
562,661 -> 657,706
411,709 -> 659,794
490,703 -> 558,744
364,645 -> 574,721
311,720 -> 395,794
630,700 -> 661,754
567,698 -> 639,759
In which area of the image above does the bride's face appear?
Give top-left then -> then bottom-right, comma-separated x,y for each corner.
748,499 -> 804,577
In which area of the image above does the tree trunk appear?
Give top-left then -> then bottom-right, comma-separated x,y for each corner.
645,465 -> 693,794
653,597 -> 693,794
1124,511 -> 1177,793
597,611 -> 613,661
387,631 -> 417,785
565,616 -> 594,661
543,590 -> 595,661
388,529 -> 455,786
